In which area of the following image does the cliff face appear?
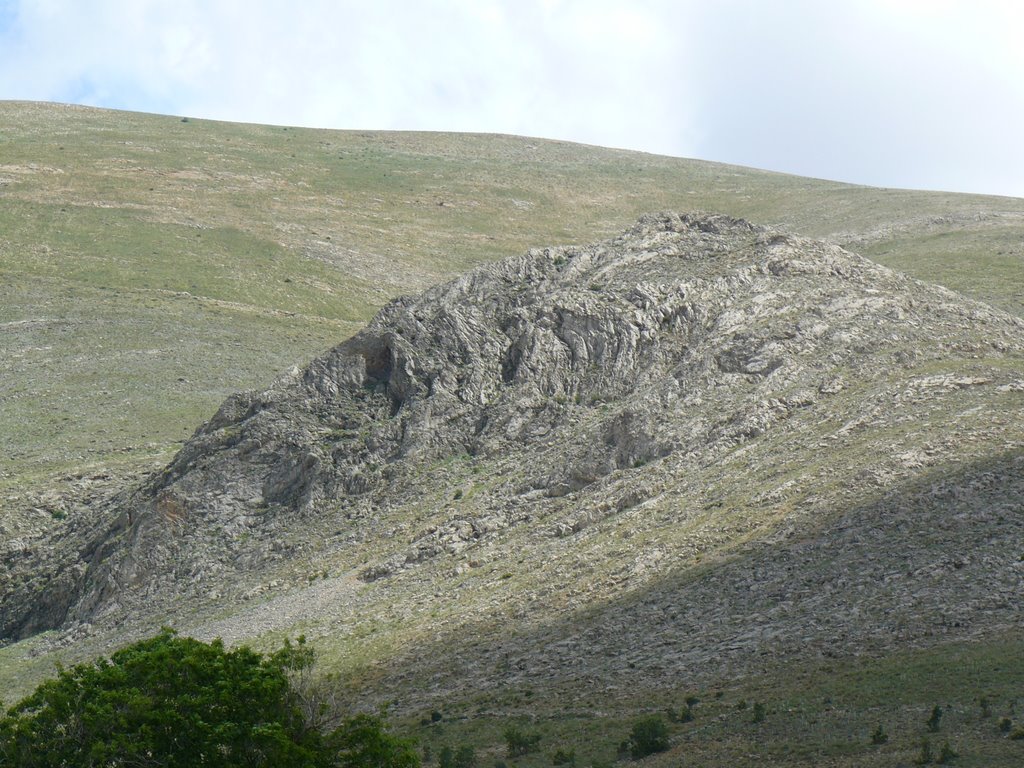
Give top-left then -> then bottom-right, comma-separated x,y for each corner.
4,213 -> 1023,695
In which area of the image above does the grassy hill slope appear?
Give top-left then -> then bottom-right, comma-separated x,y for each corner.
3,101 -> 1023,519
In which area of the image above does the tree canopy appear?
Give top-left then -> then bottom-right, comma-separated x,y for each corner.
0,629 -> 418,768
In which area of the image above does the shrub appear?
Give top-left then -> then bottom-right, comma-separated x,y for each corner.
751,702 -> 767,724
937,741 -> 958,764
454,744 -> 477,768
871,724 -> 888,745
998,717 -> 1013,734
927,705 -> 943,733
979,697 -> 991,718
551,746 -> 575,765
914,738 -> 933,765
504,726 -> 541,758
629,715 -> 669,759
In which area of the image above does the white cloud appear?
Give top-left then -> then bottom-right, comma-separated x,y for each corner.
682,0 -> 1024,196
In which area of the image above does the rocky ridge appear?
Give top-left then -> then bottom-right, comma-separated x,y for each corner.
3,213 -> 1022,705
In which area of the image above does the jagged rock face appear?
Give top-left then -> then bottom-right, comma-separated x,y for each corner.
3,213 -> 1023,665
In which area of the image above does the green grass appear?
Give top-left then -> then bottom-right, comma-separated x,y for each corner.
394,635 -> 1024,768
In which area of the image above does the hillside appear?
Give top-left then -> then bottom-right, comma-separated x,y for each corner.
2,103 -> 1024,766
5,210 -> 1024,764
2,101 -> 1023,532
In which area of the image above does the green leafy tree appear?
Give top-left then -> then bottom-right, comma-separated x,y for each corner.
0,629 -> 417,768
629,714 -> 669,759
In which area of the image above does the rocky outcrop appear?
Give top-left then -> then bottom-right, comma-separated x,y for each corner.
3,213 -> 1023,679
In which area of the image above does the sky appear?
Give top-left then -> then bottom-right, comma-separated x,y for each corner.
1,0 -> 1022,198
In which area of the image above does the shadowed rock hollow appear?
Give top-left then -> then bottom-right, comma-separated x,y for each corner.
3,213 -> 1023,696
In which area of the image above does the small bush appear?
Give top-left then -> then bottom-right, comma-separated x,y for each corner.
684,695 -> 700,707
678,705 -> 694,723
1010,727 -> 1024,741
927,705 -> 943,733
439,746 -> 455,768
979,697 -> 991,718
629,715 -> 669,759
914,738 -> 933,765
454,744 -> 476,768
751,702 -> 766,724
504,726 -> 541,758
998,717 -> 1013,734
937,741 -> 958,764
871,724 -> 888,745
551,747 -> 575,766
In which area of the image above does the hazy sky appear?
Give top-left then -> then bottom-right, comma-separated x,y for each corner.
2,0 -> 1022,198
